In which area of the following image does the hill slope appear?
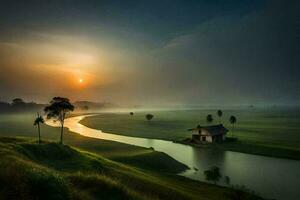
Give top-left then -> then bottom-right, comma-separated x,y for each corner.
0,137 -> 263,200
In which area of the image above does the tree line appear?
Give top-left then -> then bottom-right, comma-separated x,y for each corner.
0,98 -> 44,113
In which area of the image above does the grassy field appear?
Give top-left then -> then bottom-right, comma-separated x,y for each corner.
80,107 -> 300,159
0,112 -> 263,199
0,113 -> 186,173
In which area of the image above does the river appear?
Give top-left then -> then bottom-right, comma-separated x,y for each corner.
47,115 -> 300,200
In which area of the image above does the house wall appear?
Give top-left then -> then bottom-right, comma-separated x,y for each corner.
200,135 -> 212,142
200,129 -> 213,142
192,128 -> 226,143
206,136 -> 212,142
200,129 -> 210,136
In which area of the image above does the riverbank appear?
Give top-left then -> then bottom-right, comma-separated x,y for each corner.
177,138 -> 300,160
0,113 -> 265,199
2,113 -> 300,199
0,113 -> 187,173
68,115 -> 300,200
0,137 -> 263,200
79,110 -> 300,160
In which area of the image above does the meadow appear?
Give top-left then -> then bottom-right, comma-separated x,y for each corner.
80,107 -> 300,159
0,113 -> 261,200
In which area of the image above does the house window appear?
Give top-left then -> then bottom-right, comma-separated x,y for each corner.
202,136 -> 206,142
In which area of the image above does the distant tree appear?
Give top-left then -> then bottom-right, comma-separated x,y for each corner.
11,98 -> 25,105
44,97 -> 74,144
206,114 -> 213,124
146,114 -> 154,121
204,166 -> 222,184
229,115 -> 237,137
217,110 -> 223,124
130,112 -> 134,116
34,112 -> 44,144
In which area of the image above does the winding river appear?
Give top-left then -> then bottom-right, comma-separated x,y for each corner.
47,115 -> 300,200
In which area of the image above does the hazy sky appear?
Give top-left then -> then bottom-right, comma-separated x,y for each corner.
0,0 -> 299,106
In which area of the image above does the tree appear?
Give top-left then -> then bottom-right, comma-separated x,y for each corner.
34,112 -> 44,144
12,98 -> 25,105
229,115 -> 237,137
44,97 -> 74,144
206,114 -> 213,124
204,166 -> 222,184
146,114 -> 154,121
217,110 -> 223,124
130,112 -> 134,115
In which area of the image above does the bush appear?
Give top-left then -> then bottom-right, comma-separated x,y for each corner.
204,166 -> 222,184
145,114 -> 154,121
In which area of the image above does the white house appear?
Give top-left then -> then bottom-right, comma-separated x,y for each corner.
188,124 -> 228,143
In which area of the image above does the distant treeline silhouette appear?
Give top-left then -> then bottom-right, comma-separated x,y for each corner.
0,98 -> 45,113
0,98 -> 118,113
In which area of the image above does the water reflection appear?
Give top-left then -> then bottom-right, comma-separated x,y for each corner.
46,115 -> 300,200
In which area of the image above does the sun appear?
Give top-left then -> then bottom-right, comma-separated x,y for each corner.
79,79 -> 83,83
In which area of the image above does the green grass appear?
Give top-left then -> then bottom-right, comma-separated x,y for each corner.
80,108 -> 300,159
0,137 -> 262,200
64,132 -> 188,173
0,113 -> 186,173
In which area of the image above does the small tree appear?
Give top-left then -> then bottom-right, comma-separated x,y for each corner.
204,166 -> 222,184
34,112 -> 44,144
217,110 -> 223,124
229,115 -> 237,137
44,97 -> 74,144
146,114 -> 154,121
12,98 -> 25,105
206,114 -> 213,124
130,112 -> 134,116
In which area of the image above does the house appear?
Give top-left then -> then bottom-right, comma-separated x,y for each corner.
188,124 -> 228,143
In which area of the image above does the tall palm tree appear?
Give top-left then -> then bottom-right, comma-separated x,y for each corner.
44,97 -> 74,144
229,115 -> 237,138
206,114 -> 213,124
217,110 -> 223,124
34,112 -> 44,144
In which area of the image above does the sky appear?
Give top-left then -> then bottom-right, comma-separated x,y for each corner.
0,0 -> 299,106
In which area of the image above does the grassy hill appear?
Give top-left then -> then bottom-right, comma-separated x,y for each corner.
0,137 -> 262,200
